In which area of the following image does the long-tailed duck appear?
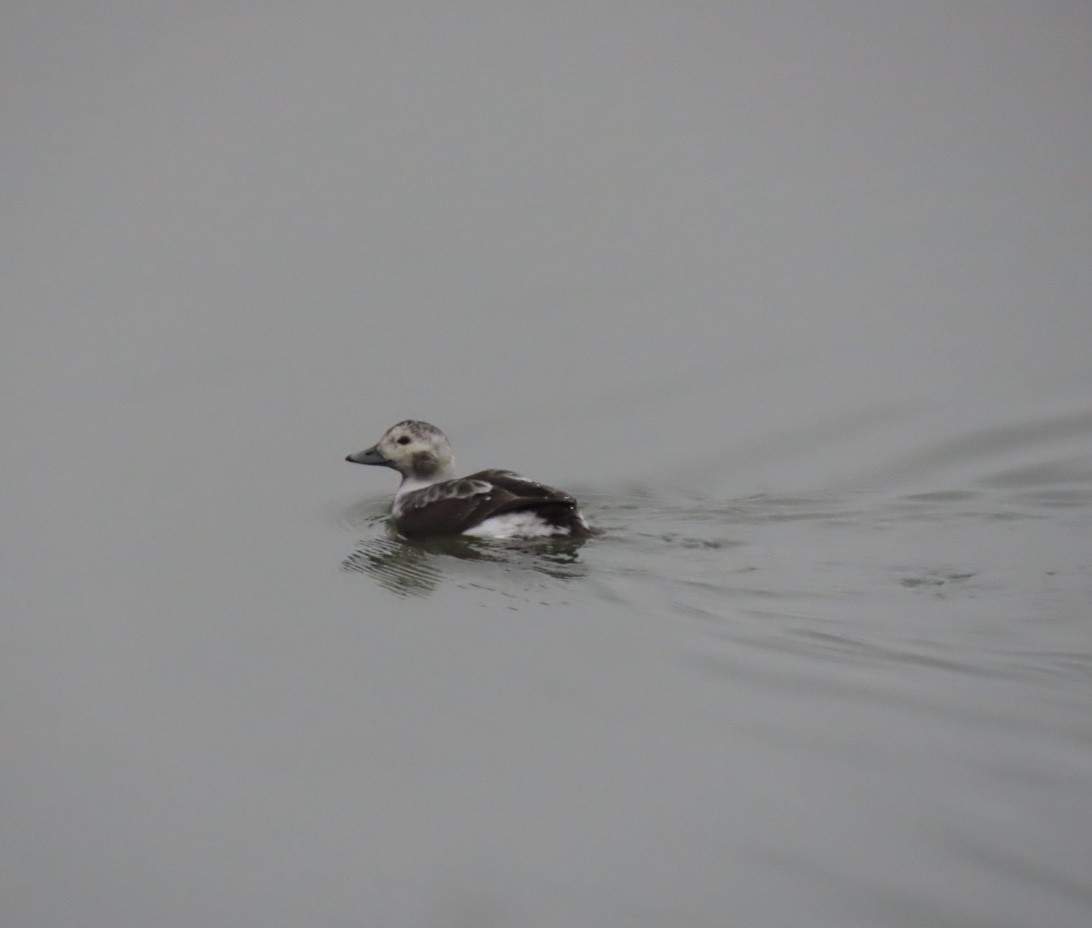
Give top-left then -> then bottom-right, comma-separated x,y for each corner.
346,420 -> 594,539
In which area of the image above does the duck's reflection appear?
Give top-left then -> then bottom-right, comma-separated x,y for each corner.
341,527 -> 589,597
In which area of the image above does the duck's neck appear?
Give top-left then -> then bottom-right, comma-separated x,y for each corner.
395,468 -> 454,500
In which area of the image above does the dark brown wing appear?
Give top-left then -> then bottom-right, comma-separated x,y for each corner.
393,473 -> 581,538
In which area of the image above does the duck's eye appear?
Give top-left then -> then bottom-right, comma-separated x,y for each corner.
397,435 -> 411,445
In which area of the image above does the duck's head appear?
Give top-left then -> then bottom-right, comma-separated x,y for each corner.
346,420 -> 456,484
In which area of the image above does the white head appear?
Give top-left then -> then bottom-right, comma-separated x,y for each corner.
346,420 -> 456,488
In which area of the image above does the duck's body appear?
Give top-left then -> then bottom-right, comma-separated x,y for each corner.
346,420 -> 593,539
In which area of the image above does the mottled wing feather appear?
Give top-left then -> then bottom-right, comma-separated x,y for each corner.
393,479 -> 495,537
405,478 -> 494,505
465,470 -> 576,502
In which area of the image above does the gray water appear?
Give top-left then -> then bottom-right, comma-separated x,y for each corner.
4,5 -> 1091,927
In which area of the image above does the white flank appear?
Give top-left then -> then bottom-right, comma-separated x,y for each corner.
461,511 -> 571,539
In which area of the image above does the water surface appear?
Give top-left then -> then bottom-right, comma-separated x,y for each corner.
4,4 -> 1091,927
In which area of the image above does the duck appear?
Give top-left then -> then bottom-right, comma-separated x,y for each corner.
346,420 -> 594,539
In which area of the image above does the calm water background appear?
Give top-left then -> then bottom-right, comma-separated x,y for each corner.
4,4 -> 1091,927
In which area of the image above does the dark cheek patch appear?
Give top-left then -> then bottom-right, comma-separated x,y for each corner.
413,452 -> 438,477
